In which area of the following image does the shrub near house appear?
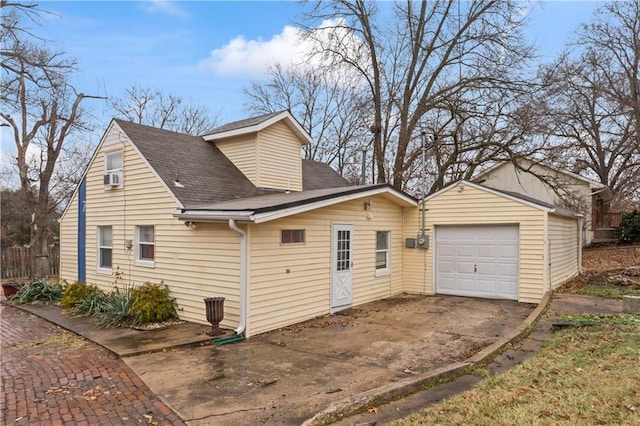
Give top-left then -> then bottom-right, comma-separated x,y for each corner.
618,210 -> 640,243
12,280 -> 176,328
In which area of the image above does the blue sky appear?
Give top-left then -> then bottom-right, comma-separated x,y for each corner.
2,0 -> 601,159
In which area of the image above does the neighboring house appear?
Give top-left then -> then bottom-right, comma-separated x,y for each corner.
60,112 -> 582,337
474,158 -> 617,245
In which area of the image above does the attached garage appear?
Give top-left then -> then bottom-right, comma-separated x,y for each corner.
403,180 -> 582,304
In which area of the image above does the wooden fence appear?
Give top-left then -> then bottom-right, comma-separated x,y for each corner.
1,246 -> 59,279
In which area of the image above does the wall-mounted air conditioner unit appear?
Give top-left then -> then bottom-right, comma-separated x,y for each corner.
103,172 -> 122,188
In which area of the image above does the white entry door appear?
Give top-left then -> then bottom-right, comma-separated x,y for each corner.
331,223 -> 353,310
436,225 -> 519,300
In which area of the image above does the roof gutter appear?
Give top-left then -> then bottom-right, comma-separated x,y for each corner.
549,208 -> 584,219
228,219 -> 247,336
172,209 -> 255,222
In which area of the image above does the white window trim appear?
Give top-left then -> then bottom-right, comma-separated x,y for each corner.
104,150 -> 123,189
97,226 -> 112,274
375,231 -> 391,277
134,225 -> 155,267
104,150 -> 123,172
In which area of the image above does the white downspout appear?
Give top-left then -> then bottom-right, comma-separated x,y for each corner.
228,219 -> 247,335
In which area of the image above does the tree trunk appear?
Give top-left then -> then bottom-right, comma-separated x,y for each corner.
30,196 -> 50,279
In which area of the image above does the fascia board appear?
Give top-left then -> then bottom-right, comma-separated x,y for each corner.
252,187 -> 417,224
202,111 -> 312,145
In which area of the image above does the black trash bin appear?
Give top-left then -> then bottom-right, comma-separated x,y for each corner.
204,297 -> 225,336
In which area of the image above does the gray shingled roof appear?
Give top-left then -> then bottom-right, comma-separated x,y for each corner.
460,180 -> 582,218
115,119 -> 351,208
115,119 -> 266,207
186,184 -> 387,212
302,159 -> 351,190
201,110 -> 285,136
496,187 -> 582,218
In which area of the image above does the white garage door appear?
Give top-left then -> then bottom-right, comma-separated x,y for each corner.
436,225 -> 519,300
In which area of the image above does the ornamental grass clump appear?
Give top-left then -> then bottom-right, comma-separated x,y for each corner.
95,284 -> 135,327
130,282 -> 177,326
11,279 -> 63,304
71,289 -> 110,316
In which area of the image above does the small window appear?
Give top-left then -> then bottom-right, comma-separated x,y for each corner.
97,226 -> 112,272
105,151 -> 122,173
135,225 -> 155,267
376,231 -> 390,275
104,151 -> 123,188
281,229 -> 305,244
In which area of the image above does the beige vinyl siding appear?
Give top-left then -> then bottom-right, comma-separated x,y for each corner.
256,121 -> 302,191
402,205 -> 431,294
214,134 -> 257,186
548,214 -> 580,288
79,124 -> 243,328
247,197 -> 404,336
423,185 -> 547,303
59,193 -> 79,282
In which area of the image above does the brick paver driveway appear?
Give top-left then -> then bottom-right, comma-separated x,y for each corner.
1,304 -> 184,425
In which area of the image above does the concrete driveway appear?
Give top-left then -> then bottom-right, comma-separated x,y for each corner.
124,294 -> 534,425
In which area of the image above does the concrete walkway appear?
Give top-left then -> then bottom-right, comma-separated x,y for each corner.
15,303 -> 212,357
6,293 -> 623,425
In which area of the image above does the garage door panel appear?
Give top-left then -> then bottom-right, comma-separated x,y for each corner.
457,278 -> 476,291
477,245 -> 496,258
476,279 -> 497,294
477,262 -> 496,274
497,280 -> 518,295
437,261 -> 456,273
436,225 -> 518,300
498,263 -> 518,276
456,244 -> 474,257
497,245 -> 518,259
438,243 -> 455,256
437,277 -> 456,291
458,262 -> 475,274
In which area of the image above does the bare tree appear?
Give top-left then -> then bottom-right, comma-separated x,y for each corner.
244,63 -> 370,178
302,0 -> 535,190
420,86 -> 540,194
1,2 -> 101,277
109,85 -> 221,135
537,1 -> 640,204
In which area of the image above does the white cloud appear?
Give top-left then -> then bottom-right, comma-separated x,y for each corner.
200,19 -> 362,79
200,25 -> 310,78
139,1 -> 189,18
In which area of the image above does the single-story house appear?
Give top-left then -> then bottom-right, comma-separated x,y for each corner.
473,158 -> 616,245
60,111 -> 582,337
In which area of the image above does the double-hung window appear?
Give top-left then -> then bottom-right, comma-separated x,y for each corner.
375,231 -> 391,275
97,226 -> 112,272
135,225 -> 155,267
